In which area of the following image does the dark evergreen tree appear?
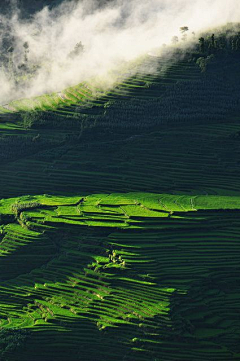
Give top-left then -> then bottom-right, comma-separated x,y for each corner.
211,34 -> 215,47
199,37 -> 205,53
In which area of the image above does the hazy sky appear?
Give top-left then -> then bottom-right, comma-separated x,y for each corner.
0,0 -> 239,104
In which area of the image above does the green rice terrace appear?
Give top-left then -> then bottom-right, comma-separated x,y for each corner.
1,29 -> 240,360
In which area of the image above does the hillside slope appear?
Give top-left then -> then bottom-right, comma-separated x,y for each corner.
0,36 -> 240,360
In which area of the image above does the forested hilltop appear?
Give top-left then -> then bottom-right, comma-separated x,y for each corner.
0,6 -> 240,361
0,0 -> 111,15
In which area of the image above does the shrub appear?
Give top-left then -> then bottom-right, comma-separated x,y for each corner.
11,202 -> 41,215
0,329 -> 30,358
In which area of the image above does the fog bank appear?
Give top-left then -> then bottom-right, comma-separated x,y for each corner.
0,0 -> 239,104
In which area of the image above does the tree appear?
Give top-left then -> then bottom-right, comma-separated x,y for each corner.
211,34 -> 215,47
171,36 -> 179,45
68,41 -> 84,59
7,46 -> 14,75
180,26 -> 189,33
199,37 -> 205,53
236,37 -> 240,51
23,41 -> 29,62
180,26 -> 189,41
21,111 -> 43,129
196,54 -> 214,72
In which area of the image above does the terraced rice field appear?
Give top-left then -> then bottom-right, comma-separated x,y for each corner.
0,193 -> 240,360
0,55 -> 199,114
0,52 -> 240,360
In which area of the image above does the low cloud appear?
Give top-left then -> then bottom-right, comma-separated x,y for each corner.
0,0 -> 239,104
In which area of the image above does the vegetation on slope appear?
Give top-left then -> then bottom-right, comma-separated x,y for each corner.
1,23 -> 240,115
1,193 -> 240,360
0,25 -> 240,361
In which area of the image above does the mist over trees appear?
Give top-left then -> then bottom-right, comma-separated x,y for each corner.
68,41 -> 84,59
0,0 -> 240,104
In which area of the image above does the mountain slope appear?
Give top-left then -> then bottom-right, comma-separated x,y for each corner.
0,35 -> 240,360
